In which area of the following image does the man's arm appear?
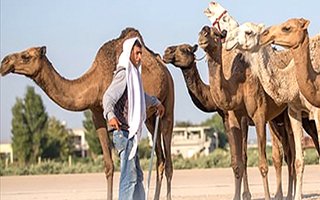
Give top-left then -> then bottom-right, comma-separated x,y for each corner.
145,93 -> 165,117
102,68 -> 127,120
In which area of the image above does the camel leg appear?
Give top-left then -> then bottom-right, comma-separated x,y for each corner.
302,118 -> 320,155
227,111 -> 244,200
161,116 -> 174,200
145,117 -> 165,200
284,113 -> 295,200
288,109 -> 304,200
268,121 -> 283,200
253,116 -> 270,200
312,114 -> 320,164
241,117 -> 251,200
92,110 -> 114,200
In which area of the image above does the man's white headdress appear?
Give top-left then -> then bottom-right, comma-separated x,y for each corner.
117,37 -> 146,160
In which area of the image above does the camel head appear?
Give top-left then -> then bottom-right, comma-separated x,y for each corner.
162,44 -> 198,69
260,18 -> 310,49
225,22 -> 265,52
204,1 -> 238,32
198,26 -> 226,54
0,46 -> 46,77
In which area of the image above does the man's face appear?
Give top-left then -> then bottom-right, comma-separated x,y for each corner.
130,44 -> 142,68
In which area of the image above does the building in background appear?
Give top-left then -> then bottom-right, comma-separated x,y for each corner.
170,126 -> 218,158
71,128 -> 89,158
0,143 -> 13,163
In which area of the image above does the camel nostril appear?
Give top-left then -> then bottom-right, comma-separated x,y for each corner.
1,56 -> 9,65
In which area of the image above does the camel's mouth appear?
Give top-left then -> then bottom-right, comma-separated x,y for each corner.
0,64 -> 14,76
198,41 -> 208,48
162,55 -> 172,64
259,37 -> 274,47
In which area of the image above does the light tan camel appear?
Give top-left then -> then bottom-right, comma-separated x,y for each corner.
225,22 -> 320,200
0,28 -> 174,200
260,18 -> 320,108
162,43 -> 298,200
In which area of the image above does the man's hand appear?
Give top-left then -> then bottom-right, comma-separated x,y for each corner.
108,117 -> 121,131
156,103 -> 165,118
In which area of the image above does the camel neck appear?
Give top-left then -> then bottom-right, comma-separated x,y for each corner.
33,57 -> 101,111
206,49 -> 242,110
180,62 -> 218,112
293,32 -> 314,80
244,46 -> 299,104
292,32 -> 320,106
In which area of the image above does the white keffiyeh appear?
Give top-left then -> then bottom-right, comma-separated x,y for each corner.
117,37 -> 146,160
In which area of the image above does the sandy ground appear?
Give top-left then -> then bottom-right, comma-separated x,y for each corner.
1,165 -> 319,200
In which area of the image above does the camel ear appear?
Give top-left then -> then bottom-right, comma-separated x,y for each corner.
203,8 -> 212,17
299,18 -> 310,30
191,44 -> 198,53
40,46 -> 47,56
258,23 -> 265,32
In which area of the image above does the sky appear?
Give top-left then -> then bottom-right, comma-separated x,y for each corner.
1,0 -> 319,143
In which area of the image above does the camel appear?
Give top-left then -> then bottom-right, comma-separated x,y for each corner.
162,42 -> 301,200
259,18 -> 320,108
197,25 -> 298,200
204,1 -> 239,40
0,27 -> 174,200
205,3 -> 320,197
225,21 -> 320,200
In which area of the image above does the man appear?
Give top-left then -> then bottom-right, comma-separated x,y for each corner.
103,37 -> 165,200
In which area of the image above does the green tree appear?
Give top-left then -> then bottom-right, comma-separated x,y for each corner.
11,98 -> 31,165
201,114 -> 228,148
42,117 -> 73,160
138,137 -> 151,159
175,120 -> 194,127
24,86 -> 48,163
11,86 -> 48,164
83,110 -> 102,157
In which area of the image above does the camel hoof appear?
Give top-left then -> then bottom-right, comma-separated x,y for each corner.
286,194 -> 293,200
274,192 -> 283,200
242,192 -> 252,200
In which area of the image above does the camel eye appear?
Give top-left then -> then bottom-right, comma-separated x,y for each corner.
21,54 -> 31,63
245,31 -> 253,36
222,16 -> 227,22
282,26 -> 291,32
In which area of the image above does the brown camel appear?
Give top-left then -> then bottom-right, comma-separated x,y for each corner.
0,27 -> 174,200
162,42 -> 297,200
197,26 -> 301,200
162,43 -> 254,199
260,18 -> 320,108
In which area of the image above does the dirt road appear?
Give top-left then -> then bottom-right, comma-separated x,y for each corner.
1,165 -> 319,200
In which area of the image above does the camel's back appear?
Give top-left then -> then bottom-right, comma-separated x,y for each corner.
91,27 -> 174,110
310,34 -> 320,72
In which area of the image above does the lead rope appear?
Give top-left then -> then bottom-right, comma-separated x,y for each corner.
195,54 -> 206,62
145,115 -> 160,200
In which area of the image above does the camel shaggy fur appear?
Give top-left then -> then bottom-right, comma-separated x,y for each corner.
260,19 -> 320,108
